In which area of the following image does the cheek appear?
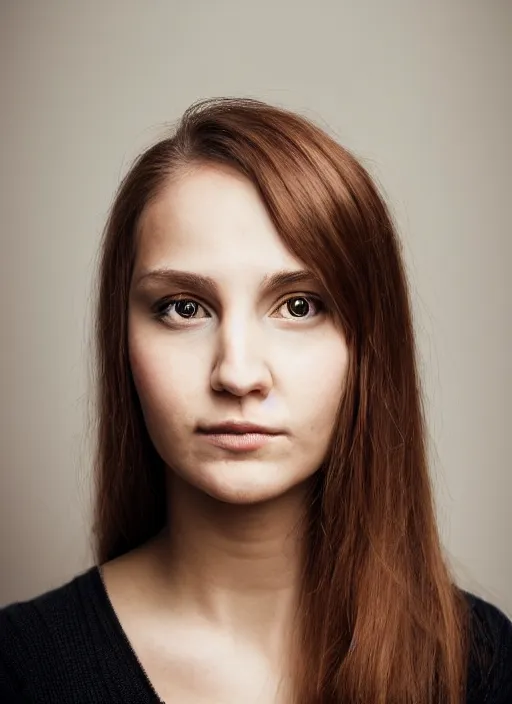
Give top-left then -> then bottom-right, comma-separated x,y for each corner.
284,337 -> 348,435
128,337 -> 199,429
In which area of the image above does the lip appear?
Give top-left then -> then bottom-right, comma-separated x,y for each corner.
197,421 -> 284,435
198,432 -> 280,452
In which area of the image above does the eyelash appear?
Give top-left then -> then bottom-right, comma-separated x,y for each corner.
151,293 -> 327,326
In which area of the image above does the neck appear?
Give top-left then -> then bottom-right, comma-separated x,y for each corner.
149,474 -> 309,649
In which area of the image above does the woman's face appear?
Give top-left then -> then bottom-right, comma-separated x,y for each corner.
128,164 -> 349,504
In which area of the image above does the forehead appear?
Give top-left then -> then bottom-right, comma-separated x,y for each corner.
135,164 -> 303,275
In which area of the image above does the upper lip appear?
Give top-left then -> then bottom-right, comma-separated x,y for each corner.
197,421 -> 284,435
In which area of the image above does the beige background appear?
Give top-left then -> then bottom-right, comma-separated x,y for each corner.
0,0 -> 510,613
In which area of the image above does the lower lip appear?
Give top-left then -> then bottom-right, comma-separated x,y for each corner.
198,432 -> 280,451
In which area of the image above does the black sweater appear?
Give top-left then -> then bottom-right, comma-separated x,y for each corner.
0,566 -> 511,703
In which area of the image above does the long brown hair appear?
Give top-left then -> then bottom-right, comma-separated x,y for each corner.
92,97 -> 470,703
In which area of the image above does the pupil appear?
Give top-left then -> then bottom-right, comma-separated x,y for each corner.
176,300 -> 197,318
288,297 -> 309,317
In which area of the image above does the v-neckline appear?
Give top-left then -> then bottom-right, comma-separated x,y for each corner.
89,565 -> 165,704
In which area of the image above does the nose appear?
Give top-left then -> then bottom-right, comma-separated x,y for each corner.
210,318 -> 273,397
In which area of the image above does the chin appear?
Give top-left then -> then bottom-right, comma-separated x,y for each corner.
179,461 -> 309,506
205,485 -> 287,506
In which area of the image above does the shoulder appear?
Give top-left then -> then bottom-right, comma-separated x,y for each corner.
463,589 -> 512,703
0,566 -> 100,644
0,567 -> 100,698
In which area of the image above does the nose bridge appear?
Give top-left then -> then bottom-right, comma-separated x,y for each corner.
211,306 -> 272,395
221,307 -> 254,356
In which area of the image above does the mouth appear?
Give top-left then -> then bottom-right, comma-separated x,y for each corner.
197,422 -> 284,435
196,430 -> 281,452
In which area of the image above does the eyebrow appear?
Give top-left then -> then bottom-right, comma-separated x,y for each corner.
134,267 -> 322,298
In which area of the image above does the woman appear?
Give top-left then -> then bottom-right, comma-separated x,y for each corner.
0,97 -> 510,703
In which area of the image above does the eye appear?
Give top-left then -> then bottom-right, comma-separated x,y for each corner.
275,295 -> 326,320
152,294 -> 326,325
152,296 -> 210,323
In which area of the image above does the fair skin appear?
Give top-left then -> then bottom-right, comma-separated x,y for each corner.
101,164 -> 349,703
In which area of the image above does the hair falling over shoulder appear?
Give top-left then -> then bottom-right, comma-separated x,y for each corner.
91,96 -> 470,703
